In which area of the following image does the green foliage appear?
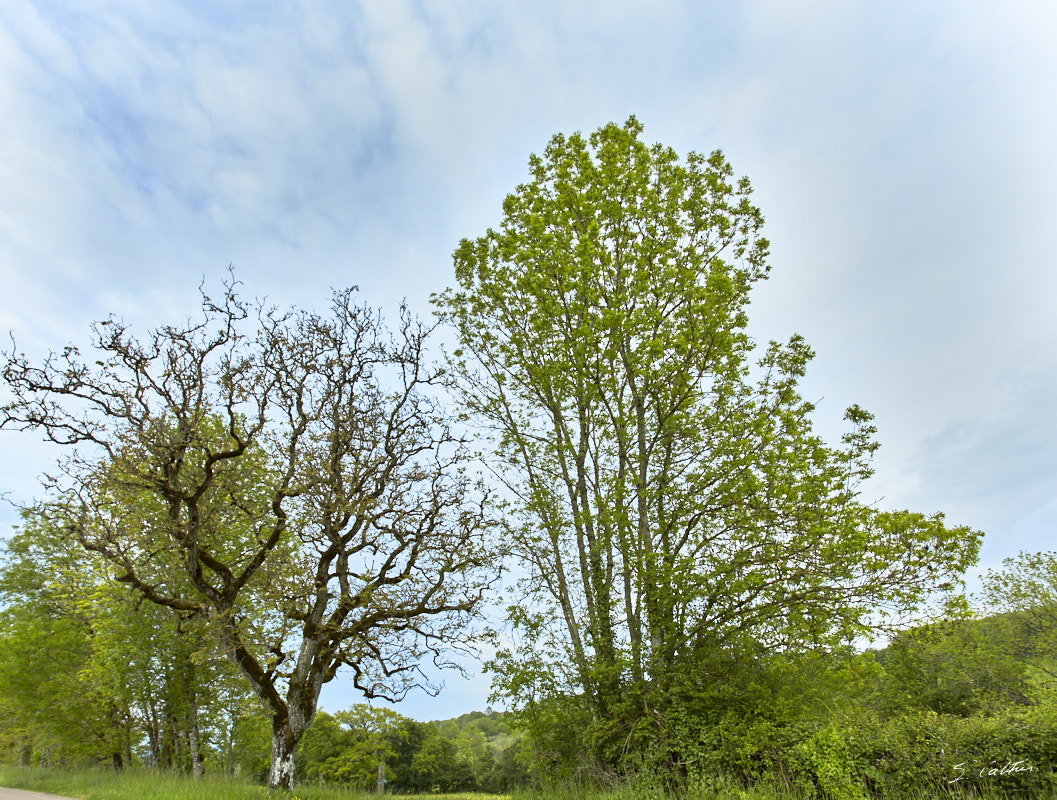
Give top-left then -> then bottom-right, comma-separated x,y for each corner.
838,702 -> 1057,798
0,515 -> 137,768
793,726 -> 868,800
0,507 -> 264,775
410,711 -> 528,793
984,551 -> 1057,614
982,551 -> 1057,687
227,710 -> 272,781
288,706 -> 527,794
411,729 -> 468,791
878,615 -> 1033,716
435,116 -> 981,780
303,706 -> 406,789
494,615 -> 1057,798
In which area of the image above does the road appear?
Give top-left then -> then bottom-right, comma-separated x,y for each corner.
0,790 -> 77,800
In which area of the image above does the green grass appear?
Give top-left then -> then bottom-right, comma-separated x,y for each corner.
0,766 -> 511,800
0,766 -> 1046,800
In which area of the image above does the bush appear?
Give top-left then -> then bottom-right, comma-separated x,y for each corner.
842,703 -> 1057,798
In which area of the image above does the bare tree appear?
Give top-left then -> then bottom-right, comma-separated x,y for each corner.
1,278 -> 494,789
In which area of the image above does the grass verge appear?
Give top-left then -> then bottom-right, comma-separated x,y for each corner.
0,766 -> 1041,800
0,766 -> 511,800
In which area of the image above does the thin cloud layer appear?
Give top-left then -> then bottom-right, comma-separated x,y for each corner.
1,0 -> 1055,719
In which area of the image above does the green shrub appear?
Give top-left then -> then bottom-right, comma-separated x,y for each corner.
792,726 -> 868,800
841,704 -> 1057,798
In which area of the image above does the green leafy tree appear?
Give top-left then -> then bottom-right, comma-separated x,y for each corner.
455,722 -> 491,786
0,515 -> 136,768
0,511 -> 254,773
982,551 -> 1057,687
387,717 -> 431,791
434,117 -> 982,772
1,279 -> 495,789
409,727 -> 467,791
295,710 -> 346,782
878,615 -> 1032,716
226,707 -> 272,780
308,705 -> 410,788
0,591 -> 120,767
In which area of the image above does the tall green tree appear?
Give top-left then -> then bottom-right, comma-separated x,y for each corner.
305,705 -> 409,788
1,279 -> 495,789
0,510 -> 254,773
434,117 -> 981,770
0,515 -> 138,769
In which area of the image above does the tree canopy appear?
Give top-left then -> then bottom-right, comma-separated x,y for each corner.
433,116 -> 982,771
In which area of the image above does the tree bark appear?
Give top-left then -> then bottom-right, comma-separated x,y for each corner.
268,724 -> 297,791
184,662 -> 204,778
187,701 -> 203,778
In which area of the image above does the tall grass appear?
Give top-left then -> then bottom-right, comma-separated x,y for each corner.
0,767 -> 271,799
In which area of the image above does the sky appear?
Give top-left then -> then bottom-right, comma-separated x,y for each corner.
1,0 -> 1055,721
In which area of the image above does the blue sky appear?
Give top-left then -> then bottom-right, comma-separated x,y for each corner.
2,0 -> 1056,720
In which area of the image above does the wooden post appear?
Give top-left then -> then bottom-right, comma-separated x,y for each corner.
377,761 -> 386,795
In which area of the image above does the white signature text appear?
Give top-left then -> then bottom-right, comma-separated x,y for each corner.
948,760 -> 1038,784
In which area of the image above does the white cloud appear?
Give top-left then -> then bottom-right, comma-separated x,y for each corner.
2,0 -> 1055,718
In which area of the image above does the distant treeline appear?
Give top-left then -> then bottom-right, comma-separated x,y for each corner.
248,707 -> 528,793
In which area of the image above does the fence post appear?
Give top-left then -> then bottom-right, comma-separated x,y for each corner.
377,761 -> 386,795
